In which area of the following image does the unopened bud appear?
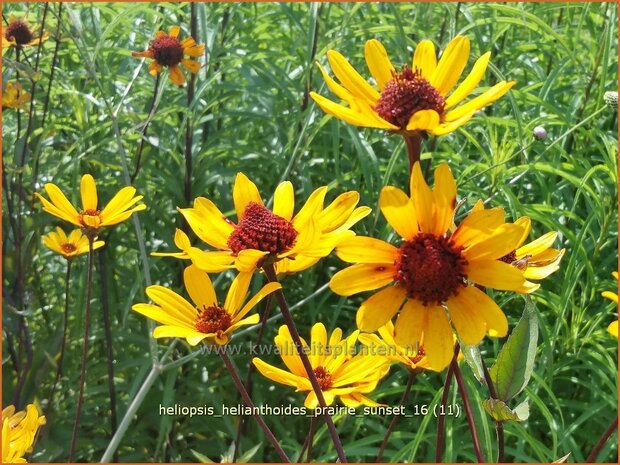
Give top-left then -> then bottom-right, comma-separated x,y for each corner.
604,91 -> 618,109
533,126 -> 547,141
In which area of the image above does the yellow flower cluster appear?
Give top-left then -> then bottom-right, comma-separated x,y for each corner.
2,404 -> 46,463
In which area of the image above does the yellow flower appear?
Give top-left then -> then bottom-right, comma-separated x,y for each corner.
253,323 -> 389,409
34,174 -> 146,234
471,200 -> 565,293
330,162 -> 527,371
2,82 -> 30,111
602,271 -> 618,338
133,265 -> 281,345
359,321 -> 433,372
174,173 -> 370,274
132,25 -> 204,86
2,404 -> 46,463
2,15 -> 48,49
42,227 -> 105,259
310,36 -> 514,136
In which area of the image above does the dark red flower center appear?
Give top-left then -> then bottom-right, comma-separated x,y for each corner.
395,233 -> 468,305
498,250 -> 517,264
61,243 -> 77,254
150,35 -> 184,66
410,345 -> 426,364
5,20 -> 33,45
227,202 -> 298,255
313,366 -> 333,391
373,66 -> 445,129
195,305 -> 232,334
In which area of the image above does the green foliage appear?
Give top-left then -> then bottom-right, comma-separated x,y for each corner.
2,2 -> 618,463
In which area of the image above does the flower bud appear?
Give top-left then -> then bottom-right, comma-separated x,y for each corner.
533,126 -> 547,141
604,91 -> 618,109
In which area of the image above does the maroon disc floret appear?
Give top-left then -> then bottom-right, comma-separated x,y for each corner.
395,233 -> 468,305
373,66 -> 445,129
61,243 -> 78,254
150,34 -> 184,66
227,202 -> 298,255
195,305 -> 232,334
410,346 -> 426,364
313,366 -> 333,391
498,250 -> 517,264
5,20 -> 33,45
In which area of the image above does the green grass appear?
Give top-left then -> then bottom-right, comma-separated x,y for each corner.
2,2 -> 617,463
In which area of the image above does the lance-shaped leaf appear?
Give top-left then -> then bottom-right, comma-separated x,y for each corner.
489,296 -> 538,401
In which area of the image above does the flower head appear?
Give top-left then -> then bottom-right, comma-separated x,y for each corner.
253,323 -> 389,409
133,265 -> 281,345
132,26 -> 204,85
311,36 -> 514,136
42,227 -> 105,260
35,174 -> 146,235
2,404 -> 46,463
470,201 -> 565,293
602,271 -> 618,338
2,82 -> 30,111
2,15 -> 48,49
172,173 -> 370,274
330,162 -> 527,371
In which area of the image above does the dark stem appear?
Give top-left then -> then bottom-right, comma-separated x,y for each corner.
376,369 -> 416,461
218,347 -> 291,462
452,346 -> 484,463
11,317 -> 33,408
585,416 -> 618,462
233,294 -> 273,462
435,344 -> 458,462
262,263 -> 348,463
183,3 -> 197,207
130,73 -> 160,183
31,2 -> 63,201
403,132 -> 422,174
481,357 -> 505,463
98,247 -> 119,462
44,260 -> 72,419
68,238 -> 95,462
305,416 -> 318,462
296,416 -> 315,462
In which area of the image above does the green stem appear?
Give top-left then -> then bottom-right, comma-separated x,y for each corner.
481,357 -> 505,463
262,264 -> 348,463
68,238 -> 94,462
435,344 -> 458,462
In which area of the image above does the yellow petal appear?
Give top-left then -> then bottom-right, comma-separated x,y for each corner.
186,248 -> 235,272
272,181 -> 295,221
444,81 -> 515,122
310,92 -> 395,129
335,236 -> 399,264
602,291 -> 618,304
234,249 -> 268,272
446,290 -> 487,345
425,306 -> 456,371
409,162 -> 437,234
430,35 -> 471,96
183,43 -> 205,57
145,286 -> 197,325
132,303 -> 193,328
356,285 -> 407,332
452,207 -> 505,247
517,231 -> 558,258
330,263 -> 395,296
326,49 -> 380,104
148,60 -> 163,76
364,39 -> 395,90
463,224 -> 526,261
235,282 -> 281,322
466,259 -> 525,291
393,299 -> 427,351
169,25 -> 180,38
44,183 -> 80,220
406,109 -> 440,131
513,216 -> 532,249
183,265 -> 217,309
317,191 -> 359,232
153,325 -> 200,341
309,322 -> 328,367
178,198 -> 234,250
523,255 -> 564,280
99,186 -> 139,218
608,321 -> 618,338
182,58 -> 201,74
168,64 -> 185,85
433,163 -> 457,234
379,186 -> 418,240
252,358 -> 304,388
223,272 -> 252,315
454,285 -> 508,337
445,51 -> 491,109
412,40 -> 437,78
316,61 -> 354,101
429,110 -> 476,136
233,172 -> 264,219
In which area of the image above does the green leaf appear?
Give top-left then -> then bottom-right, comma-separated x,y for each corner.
461,343 -> 486,383
190,450 -> 214,463
489,296 -> 538,401
483,398 -> 529,422
552,453 -> 572,463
